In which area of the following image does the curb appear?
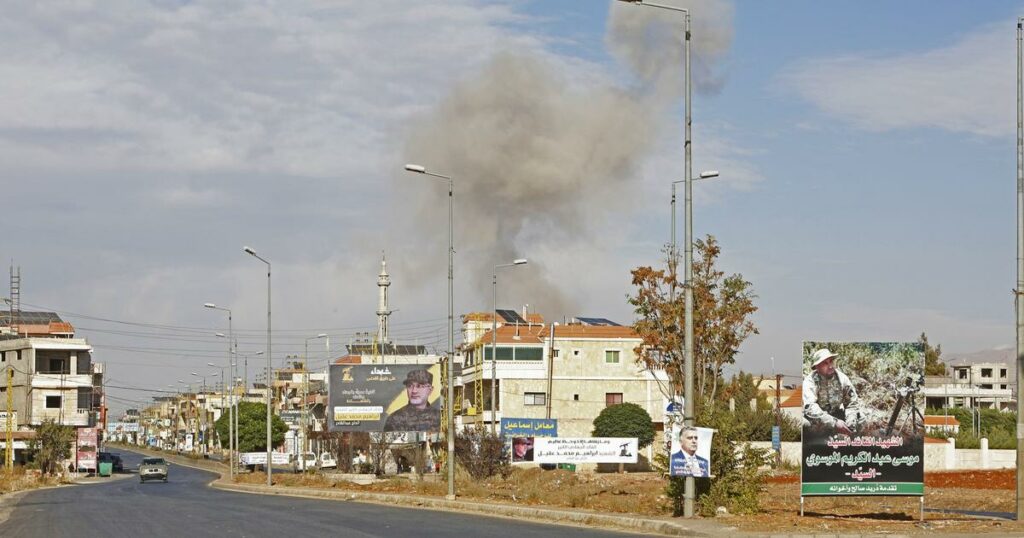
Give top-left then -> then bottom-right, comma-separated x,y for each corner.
116,446 -> 724,537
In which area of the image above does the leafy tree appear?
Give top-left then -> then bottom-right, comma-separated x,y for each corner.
214,401 -> 288,453
31,420 -> 75,475
920,332 -> 947,376
453,429 -> 510,479
629,235 -> 758,407
591,403 -> 655,449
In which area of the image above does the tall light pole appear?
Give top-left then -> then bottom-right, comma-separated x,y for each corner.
404,163 -> 456,500
205,303 -> 235,479
244,245 -> 273,486
1016,15 -> 1024,522
619,0 -> 705,518
491,259 -> 528,435
304,334 -> 327,457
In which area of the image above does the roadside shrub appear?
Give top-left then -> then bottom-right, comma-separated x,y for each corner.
592,403 -> 655,449
453,429 -> 510,480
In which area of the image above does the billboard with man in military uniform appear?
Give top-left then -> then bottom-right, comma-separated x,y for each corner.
328,363 -> 441,432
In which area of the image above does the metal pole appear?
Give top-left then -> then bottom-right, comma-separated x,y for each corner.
227,313 -> 234,479
682,9 -> 696,518
1017,16 -> 1024,522
491,271 -> 498,435
446,178 -> 455,499
245,248 -> 273,486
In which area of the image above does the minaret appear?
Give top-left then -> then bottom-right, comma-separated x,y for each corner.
376,254 -> 391,345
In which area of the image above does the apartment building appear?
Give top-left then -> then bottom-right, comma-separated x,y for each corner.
923,361 -> 1014,411
0,311 -> 103,430
460,312 -> 669,440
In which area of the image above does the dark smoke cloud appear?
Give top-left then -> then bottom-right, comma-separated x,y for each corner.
400,1 -> 733,318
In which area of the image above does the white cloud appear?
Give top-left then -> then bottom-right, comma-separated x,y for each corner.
781,22 -> 1013,136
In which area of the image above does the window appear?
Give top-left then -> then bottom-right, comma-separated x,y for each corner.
573,394 -> 579,401
957,369 -> 968,380
605,393 -> 623,407
572,349 -> 580,358
36,350 -> 70,374
605,350 -> 620,364
45,395 -> 61,409
1001,384 -> 1008,390
981,368 -> 993,378
981,384 -> 993,389
76,352 -> 92,375
515,348 -> 544,361
1001,369 -> 1008,378
77,387 -> 92,409
483,347 -> 514,361
525,392 -> 546,406
552,349 -> 560,358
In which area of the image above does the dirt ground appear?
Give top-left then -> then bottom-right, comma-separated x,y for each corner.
236,468 -> 1023,534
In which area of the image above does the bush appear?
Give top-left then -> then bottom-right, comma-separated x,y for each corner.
592,403 -> 655,449
453,429 -> 510,480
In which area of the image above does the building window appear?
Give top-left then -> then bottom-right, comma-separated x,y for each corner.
981,384 -> 993,389
573,394 -> 579,401
483,347 -> 514,361
605,393 -> 623,407
1001,369 -> 1008,378
515,348 -> 544,361
573,349 -> 580,358
1002,384 -> 1008,390
525,392 -> 546,406
45,395 -> 61,409
552,349 -> 560,358
605,350 -> 620,364
981,368 -> 992,378
77,387 -> 92,409
957,369 -> 968,380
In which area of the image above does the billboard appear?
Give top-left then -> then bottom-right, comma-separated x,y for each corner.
533,438 -> 638,464
669,424 -> 714,478
801,341 -> 925,496
328,364 -> 441,432
76,427 -> 98,471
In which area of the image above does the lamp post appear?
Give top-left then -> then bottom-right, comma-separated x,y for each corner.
404,163 -> 456,500
205,303 -> 235,479
1016,15 -> 1024,521
207,362 -> 227,463
244,245 -> 273,486
619,0 -> 707,518
304,334 -> 327,456
491,259 -> 528,435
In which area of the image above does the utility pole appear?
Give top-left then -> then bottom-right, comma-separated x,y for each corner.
5,367 -> 13,471
774,373 -> 782,468
545,323 -> 555,420
1016,16 -> 1024,522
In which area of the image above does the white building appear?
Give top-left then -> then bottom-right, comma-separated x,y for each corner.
923,362 -> 1014,411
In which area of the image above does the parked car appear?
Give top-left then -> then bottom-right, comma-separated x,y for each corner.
139,457 -> 169,483
319,452 -> 337,469
295,452 -> 318,472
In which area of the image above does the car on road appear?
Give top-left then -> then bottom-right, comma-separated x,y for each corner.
139,457 -> 169,483
319,452 -> 337,469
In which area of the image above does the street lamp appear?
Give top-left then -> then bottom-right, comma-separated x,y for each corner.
244,245 -> 273,486
404,162 -> 456,500
205,303 -> 235,479
1016,16 -> 1024,521
303,334 -> 327,456
619,0 -> 706,518
491,258 -> 528,435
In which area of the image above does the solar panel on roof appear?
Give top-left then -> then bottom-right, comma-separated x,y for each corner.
576,317 -> 621,326
496,309 -> 527,324
0,311 -> 65,326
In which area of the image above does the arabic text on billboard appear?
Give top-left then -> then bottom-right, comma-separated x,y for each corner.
328,364 -> 442,432
500,418 -> 557,438
534,438 -> 638,464
800,341 -> 925,496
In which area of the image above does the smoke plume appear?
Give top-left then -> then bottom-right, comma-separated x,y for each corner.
401,1 -> 733,318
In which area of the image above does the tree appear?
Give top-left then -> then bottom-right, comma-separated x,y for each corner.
920,332 -> 947,376
592,403 -> 655,449
214,401 -> 288,453
32,419 -> 74,475
629,234 -> 758,408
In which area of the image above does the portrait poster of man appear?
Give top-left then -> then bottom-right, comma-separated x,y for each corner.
328,364 -> 442,433
801,341 -> 924,496
511,436 -> 534,462
669,424 -> 713,478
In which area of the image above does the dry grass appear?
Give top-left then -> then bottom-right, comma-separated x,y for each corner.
0,468 -> 64,494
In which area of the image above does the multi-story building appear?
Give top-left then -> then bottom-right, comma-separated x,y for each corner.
460,312 -> 669,454
0,311 -> 103,430
923,361 -> 1014,411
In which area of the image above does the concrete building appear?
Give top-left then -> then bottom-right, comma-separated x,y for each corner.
459,312 -> 669,443
923,362 -> 1014,411
0,312 -> 103,429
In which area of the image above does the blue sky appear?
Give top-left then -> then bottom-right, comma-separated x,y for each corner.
2,1 -> 1022,412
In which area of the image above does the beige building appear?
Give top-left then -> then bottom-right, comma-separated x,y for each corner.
460,313 -> 669,456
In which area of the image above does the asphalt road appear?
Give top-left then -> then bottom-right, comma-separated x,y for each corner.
0,450 -> 644,537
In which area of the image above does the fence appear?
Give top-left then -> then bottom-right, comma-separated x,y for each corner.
749,439 -> 1015,471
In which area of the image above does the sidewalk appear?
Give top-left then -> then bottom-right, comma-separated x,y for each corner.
122,446 -> 728,537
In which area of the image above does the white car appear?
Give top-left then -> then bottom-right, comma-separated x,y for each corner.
319,452 -> 337,469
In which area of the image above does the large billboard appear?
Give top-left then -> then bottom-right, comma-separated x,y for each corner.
76,427 -> 98,471
328,364 -> 442,432
801,341 -> 925,496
